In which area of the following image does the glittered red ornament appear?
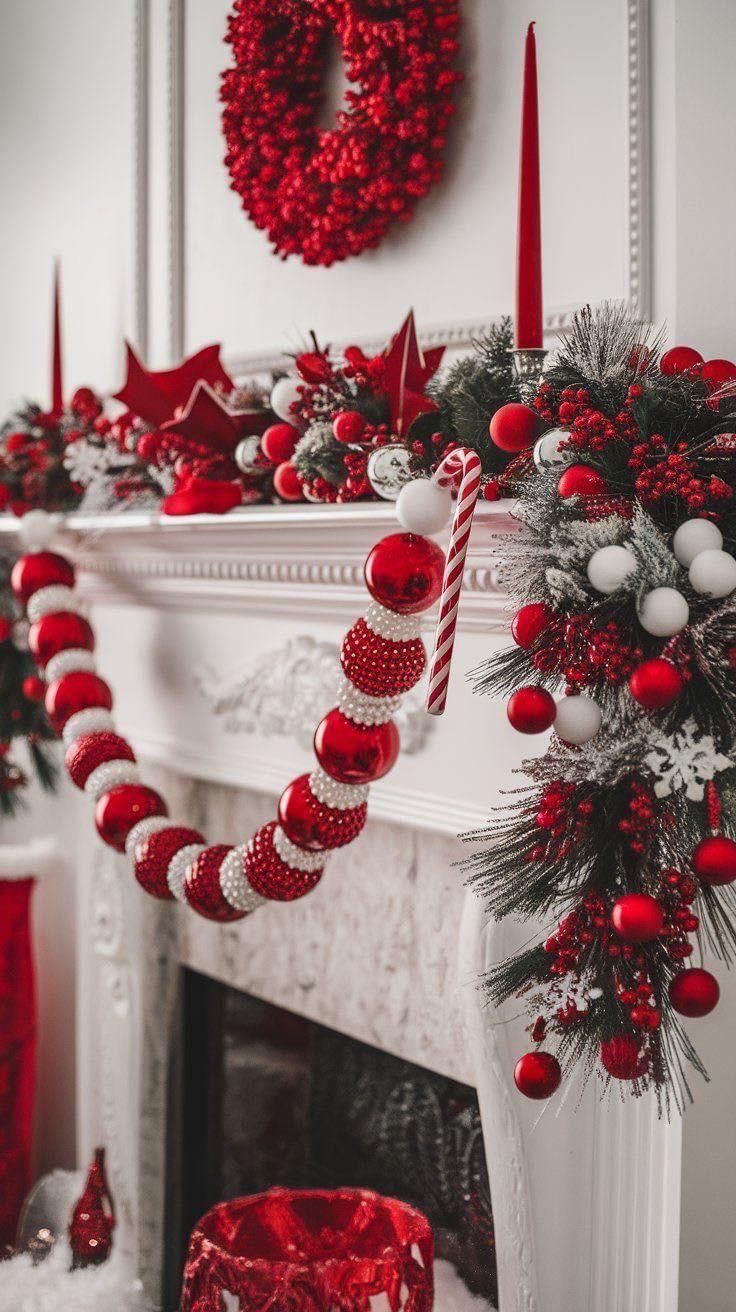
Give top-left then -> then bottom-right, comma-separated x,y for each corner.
244,821 -> 323,902
693,834 -> 736,886
507,686 -> 556,734
69,1147 -> 115,1269
28,611 -> 95,666
364,533 -> 445,614
611,893 -> 664,943
273,461 -> 305,502
600,1034 -> 646,1080
701,358 -> 736,391
340,619 -> 426,697
557,464 -> 607,499
660,346 -> 703,376
134,824 -> 205,900
513,1051 -> 561,1099
333,410 -> 366,443
669,967 -> 720,1018
314,709 -> 399,784
278,773 -> 367,851
65,732 -> 136,790
184,845 -> 247,922
22,674 -> 46,702
10,551 -> 75,604
45,671 -> 113,732
95,784 -> 167,852
489,403 -> 543,453
629,658 -> 683,710
261,422 -> 299,464
511,601 -> 553,649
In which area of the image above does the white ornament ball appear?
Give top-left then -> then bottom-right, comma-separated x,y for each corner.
637,587 -> 689,637
672,518 -> 723,567
269,376 -> 302,423
17,509 -> 56,551
234,434 -> 263,474
586,544 -> 638,595
533,428 -> 568,471
554,694 -> 603,745
688,548 -> 736,598
396,479 -> 452,534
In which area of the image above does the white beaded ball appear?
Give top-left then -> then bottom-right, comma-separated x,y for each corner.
637,587 -> 689,637
269,376 -> 302,423
688,548 -> 736,598
396,479 -> 452,534
533,428 -> 568,471
672,518 -> 723,567
586,544 -> 638,595
18,509 -> 56,551
554,694 -> 603,745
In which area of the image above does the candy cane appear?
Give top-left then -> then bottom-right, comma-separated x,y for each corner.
425,447 -> 482,715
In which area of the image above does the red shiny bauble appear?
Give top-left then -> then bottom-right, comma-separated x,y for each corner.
314,708 -> 399,784
333,410 -> 366,442
507,686 -> 556,734
244,821 -> 323,901
693,834 -> 736,885
701,358 -> 736,391
341,619 -> 426,697
273,460 -> 305,501
660,346 -> 704,376
29,611 -> 95,667
364,533 -> 445,614
513,1051 -> 562,1099
133,824 -> 205,900
489,403 -> 543,453
22,674 -> 46,702
45,671 -> 113,732
511,601 -> 553,649
95,784 -> 167,852
65,732 -> 136,790
611,893 -> 664,943
278,773 -> 367,851
600,1034 -> 646,1080
11,551 -> 75,604
669,967 -> 720,1018
262,422 -> 299,464
629,658 -> 683,710
184,845 -> 247,922
557,464 -> 608,499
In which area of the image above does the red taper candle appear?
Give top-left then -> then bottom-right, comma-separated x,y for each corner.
51,260 -> 64,414
515,22 -> 543,349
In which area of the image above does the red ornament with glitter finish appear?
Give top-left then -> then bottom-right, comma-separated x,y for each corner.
65,733 -> 136,790
341,620 -> 426,697
134,825 -> 206,900
184,845 -> 248,922
278,774 -> 367,851
244,822 -> 323,902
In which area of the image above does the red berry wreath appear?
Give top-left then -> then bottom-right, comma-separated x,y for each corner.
220,0 -> 462,266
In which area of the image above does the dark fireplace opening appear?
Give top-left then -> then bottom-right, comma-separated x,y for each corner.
163,968 -> 497,1310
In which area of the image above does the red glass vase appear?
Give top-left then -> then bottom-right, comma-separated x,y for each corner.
180,1187 -> 434,1312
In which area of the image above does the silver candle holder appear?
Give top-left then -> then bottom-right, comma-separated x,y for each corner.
510,347 -> 548,400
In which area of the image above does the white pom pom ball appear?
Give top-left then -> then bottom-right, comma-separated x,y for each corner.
17,509 -> 56,551
688,548 -> 736,598
586,544 -> 637,594
637,587 -> 689,637
533,428 -> 568,471
554,694 -> 603,745
672,518 -> 723,567
396,479 -> 452,534
269,376 -> 302,423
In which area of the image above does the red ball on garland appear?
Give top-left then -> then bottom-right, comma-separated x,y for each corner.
133,824 -> 206,900
701,358 -> 736,391
489,403 -> 543,453
669,967 -> 720,1018
513,1051 -> 562,1100
660,346 -> 704,376
28,611 -> 95,667
314,709 -> 399,784
184,845 -> 247,922
628,658 -> 683,710
22,675 -> 46,702
364,533 -> 445,614
273,460 -> 305,502
0,617 -> 11,643
557,464 -> 608,499
507,686 -> 556,735
45,671 -> 113,733
693,834 -> 736,885
95,783 -> 167,852
65,732 -> 137,790
511,602 -> 553,649
333,410 -> 366,443
278,773 -> 367,851
261,422 -> 299,464
611,893 -> 664,943
10,551 -> 75,604
340,619 -> 426,697
244,821 -> 323,902
600,1034 -> 646,1080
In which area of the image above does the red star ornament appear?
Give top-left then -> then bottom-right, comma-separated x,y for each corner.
113,342 -> 235,427
161,379 -> 272,452
382,310 -> 445,436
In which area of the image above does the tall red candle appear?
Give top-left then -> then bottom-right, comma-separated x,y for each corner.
515,22 -> 543,349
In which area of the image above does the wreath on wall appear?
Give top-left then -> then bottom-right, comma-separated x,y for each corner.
220,0 -> 462,266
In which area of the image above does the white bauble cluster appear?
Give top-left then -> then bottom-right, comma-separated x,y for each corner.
533,428 -> 568,471
673,518 -> 723,567
396,478 -> 452,534
587,544 -> 637,595
270,376 -> 302,423
637,586 -> 690,637
554,694 -> 602,745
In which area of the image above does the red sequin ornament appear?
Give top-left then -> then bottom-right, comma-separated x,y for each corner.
340,620 -> 426,696
600,1034 -> 647,1080
95,784 -> 167,852
507,686 -> 556,734
10,551 -> 75,604
669,967 -> 720,1018
314,708 -> 399,783
278,773 -> 367,851
629,658 -> 683,710
184,845 -> 247,922
693,834 -> 736,885
660,346 -> 703,376
69,1147 -> 115,1269
244,821 -> 323,901
511,601 -> 553,649
28,611 -> 95,666
134,825 -> 205,900
45,671 -> 113,732
261,423 -> 299,464
611,893 -> 664,943
65,732 -> 136,790
489,403 -> 543,453
513,1051 -> 562,1099
364,533 -> 445,614
557,464 -> 608,499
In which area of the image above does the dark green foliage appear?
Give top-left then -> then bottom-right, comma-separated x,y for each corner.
430,318 -> 519,473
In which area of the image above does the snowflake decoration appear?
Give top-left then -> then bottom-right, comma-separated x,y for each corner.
63,437 -> 128,487
645,717 -> 732,801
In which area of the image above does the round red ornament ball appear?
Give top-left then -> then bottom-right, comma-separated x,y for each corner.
701,359 -> 736,391
628,658 -> 683,710
489,403 -> 543,453
184,845 -> 247,922
0,618 -> 11,643
333,410 -> 366,443
261,422 -> 299,464
513,1051 -> 562,1100
11,551 -> 75,604
511,601 -> 553,649
557,464 -> 608,499
364,533 -> 445,614
340,619 -> 426,697
273,460 -> 304,502
28,611 -> 95,667
278,773 -> 367,851
95,784 -> 167,852
693,834 -> 736,886
669,968 -> 720,1018
22,675 -> 46,702
45,671 -> 113,733
64,732 -> 136,790
133,824 -> 205,900
600,1034 -> 646,1080
660,346 -> 704,376
244,821 -> 323,902
507,686 -> 556,735
314,709 -> 399,784
611,893 -> 664,943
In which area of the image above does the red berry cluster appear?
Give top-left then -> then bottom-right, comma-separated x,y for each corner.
632,444 -> 733,515
0,389 -> 102,514
527,781 -> 593,864
533,612 -> 643,689
617,778 -> 658,855
533,384 -> 638,455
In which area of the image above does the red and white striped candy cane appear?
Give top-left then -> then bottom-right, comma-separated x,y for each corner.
425,447 -> 482,715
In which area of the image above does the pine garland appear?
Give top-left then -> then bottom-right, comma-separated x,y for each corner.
0,552 -> 57,815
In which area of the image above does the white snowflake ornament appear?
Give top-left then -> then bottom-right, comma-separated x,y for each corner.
645,717 -> 732,801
